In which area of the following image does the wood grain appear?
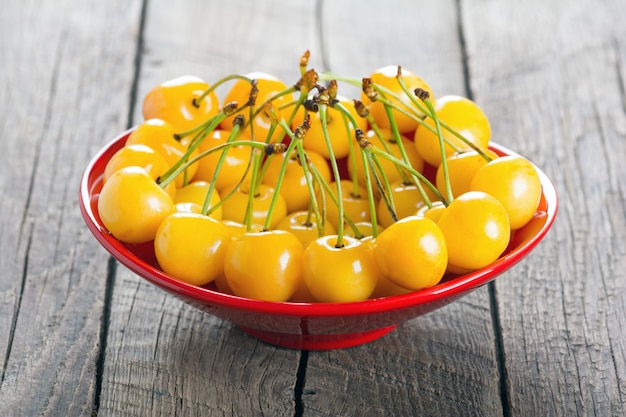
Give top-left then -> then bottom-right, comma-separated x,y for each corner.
0,0 -> 141,415
463,0 -> 626,415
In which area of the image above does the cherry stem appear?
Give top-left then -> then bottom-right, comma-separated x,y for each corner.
373,87 -> 468,154
369,146 -> 448,206
310,166 -> 330,235
276,118 -> 325,236
194,73 -> 252,108
261,133 -> 298,231
158,107 -> 235,189
394,72 -> 494,162
345,112 -> 361,198
367,150 -> 397,224
421,94 -> 454,203
318,72 -> 361,87
382,103 -> 431,204
256,89 -> 308,189
200,124 -> 242,216
366,116 -> 411,184
319,103 -> 345,248
247,86 -> 299,130
332,101 -> 386,230
244,148 -> 263,231
158,138 -> 266,201
204,144 -> 259,218
283,90 -> 308,126
372,150 -> 398,216
299,50 -> 311,76
331,103 -> 361,198
296,143 -> 325,237
310,165 -> 364,239
358,144 -> 379,237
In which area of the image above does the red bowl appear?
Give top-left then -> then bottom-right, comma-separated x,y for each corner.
79,129 -> 558,350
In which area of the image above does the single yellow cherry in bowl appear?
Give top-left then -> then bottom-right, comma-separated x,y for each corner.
363,65 -> 434,133
414,95 -> 491,167
142,75 -> 220,132
154,213 -> 232,286
97,166 -> 174,244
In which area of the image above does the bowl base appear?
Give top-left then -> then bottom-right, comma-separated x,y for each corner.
240,325 -> 398,350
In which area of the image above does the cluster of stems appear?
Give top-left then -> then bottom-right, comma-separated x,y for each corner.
157,54 -> 490,248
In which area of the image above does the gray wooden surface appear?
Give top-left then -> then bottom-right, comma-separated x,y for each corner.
0,0 -> 624,416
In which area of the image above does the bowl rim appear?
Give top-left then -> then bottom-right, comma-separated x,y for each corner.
80,128 -> 558,318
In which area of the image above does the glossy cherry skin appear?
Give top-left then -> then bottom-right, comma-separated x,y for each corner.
276,210 -> 336,248
220,183 -> 287,230
103,143 -> 177,199
470,155 -> 542,230
377,180 -> 428,227
262,149 -> 331,214
373,216 -> 448,290
142,75 -> 220,132
350,128 -> 424,192
154,213 -> 231,286
192,129 -> 253,193
97,166 -> 174,244
437,191 -> 510,271
414,95 -> 491,167
173,180 -> 222,220
224,230 -> 304,302
435,149 -> 498,199
125,118 -> 199,187
292,96 -> 367,160
363,65 -> 435,133
220,72 -> 293,142
303,235 -> 380,303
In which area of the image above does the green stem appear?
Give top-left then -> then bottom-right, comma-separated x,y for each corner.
340,110 -> 361,198
358,145 -> 379,237
296,142 -> 324,237
319,104 -> 345,247
248,86 -> 299,126
332,101 -> 370,199
369,146 -> 448,206
383,103 -> 431,204
195,73 -> 253,106
262,137 -> 298,231
276,118 -> 325,236
366,115 -> 411,184
158,111 -> 230,189
280,91 -> 307,126
394,75 -> 493,162
200,125 -> 242,215
318,73 -> 489,160
317,72 -> 361,87
310,164 -> 363,239
369,151 -> 397,218
423,96 -> 453,203
244,148 -> 263,231
257,90 -> 307,186
205,156 -> 256,218
159,139 -> 265,190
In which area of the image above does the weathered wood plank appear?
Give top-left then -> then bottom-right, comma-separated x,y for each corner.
0,0 -> 142,415
301,1 -> 504,416
463,0 -> 626,415
98,0 -> 320,415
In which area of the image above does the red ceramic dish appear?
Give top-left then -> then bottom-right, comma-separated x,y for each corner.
79,129 -> 558,350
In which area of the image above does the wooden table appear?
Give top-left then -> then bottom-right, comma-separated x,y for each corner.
1,0 -> 625,415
